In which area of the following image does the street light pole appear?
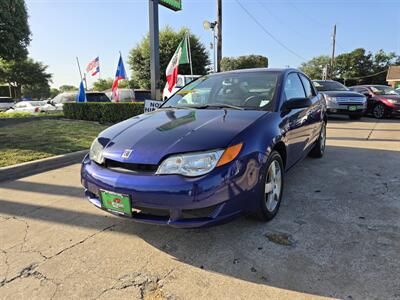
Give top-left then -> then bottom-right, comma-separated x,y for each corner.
149,0 -> 160,100
216,0 -> 222,72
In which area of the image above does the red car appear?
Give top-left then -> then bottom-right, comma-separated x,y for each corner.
349,85 -> 400,119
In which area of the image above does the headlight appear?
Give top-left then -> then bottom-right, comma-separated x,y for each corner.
387,99 -> 397,104
156,143 -> 243,177
89,138 -> 104,164
325,96 -> 337,102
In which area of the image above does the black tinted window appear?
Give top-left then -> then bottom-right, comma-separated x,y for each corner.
0,98 -> 13,103
86,93 -> 110,102
284,73 -> 306,100
134,91 -> 151,101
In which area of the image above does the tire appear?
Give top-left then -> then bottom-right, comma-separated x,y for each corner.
349,114 -> 362,120
373,103 -> 386,119
256,151 -> 284,222
309,121 -> 326,158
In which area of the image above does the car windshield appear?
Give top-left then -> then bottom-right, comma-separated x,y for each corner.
313,81 -> 348,91
28,101 -> 45,106
370,86 -> 398,95
162,71 -> 279,111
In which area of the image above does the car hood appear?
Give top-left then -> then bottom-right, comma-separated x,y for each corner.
379,95 -> 400,101
99,108 -> 267,165
320,91 -> 364,98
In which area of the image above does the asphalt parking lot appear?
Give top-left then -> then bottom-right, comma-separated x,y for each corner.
1,117 -> 399,300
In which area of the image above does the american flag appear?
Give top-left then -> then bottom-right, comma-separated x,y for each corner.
86,57 -> 100,76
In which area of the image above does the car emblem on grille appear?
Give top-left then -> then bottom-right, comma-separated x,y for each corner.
121,149 -> 133,159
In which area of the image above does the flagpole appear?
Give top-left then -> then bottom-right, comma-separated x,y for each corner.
186,32 -> 193,75
76,56 -> 84,86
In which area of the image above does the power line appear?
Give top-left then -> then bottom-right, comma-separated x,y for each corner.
344,69 -> 388,81
235,0 -> 307,61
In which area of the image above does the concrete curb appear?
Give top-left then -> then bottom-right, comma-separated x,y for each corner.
0,150 -> 88,182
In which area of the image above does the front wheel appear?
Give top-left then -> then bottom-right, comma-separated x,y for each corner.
373,103 -> 386,119
256,151 -> 284,222
309,121 -> 326,158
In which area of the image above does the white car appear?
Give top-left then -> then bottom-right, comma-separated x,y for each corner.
6,101 -> 56,113
50,92 -> 77,110
0,97 -> 15,111
162,75 -> 201,100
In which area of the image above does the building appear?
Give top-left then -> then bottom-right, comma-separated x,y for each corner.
386,66 -> 400,88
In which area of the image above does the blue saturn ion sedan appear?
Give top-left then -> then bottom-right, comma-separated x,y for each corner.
81,68 -> 327,228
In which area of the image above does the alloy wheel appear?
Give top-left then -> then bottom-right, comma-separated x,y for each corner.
373,104 -> 385,119
264,160 -> 282,212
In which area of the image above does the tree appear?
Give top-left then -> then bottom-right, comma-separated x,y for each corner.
0,58 -> 52,98
220,55 -> 268,71
300,49 -> 400,85
0,0 -> 31,60
49,88 -> 60,98
299,55 -> 330,79
59,85 -> 78,92
92,78 -> 132,91
128,27 -> 209,89
22,82 -> 50,99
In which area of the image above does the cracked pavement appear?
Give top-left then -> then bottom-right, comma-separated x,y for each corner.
1,117 -> 400,299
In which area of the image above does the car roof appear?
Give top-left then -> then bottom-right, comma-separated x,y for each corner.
214,68 -> 301,76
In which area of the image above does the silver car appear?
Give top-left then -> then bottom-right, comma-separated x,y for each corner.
313,80 -> 366,120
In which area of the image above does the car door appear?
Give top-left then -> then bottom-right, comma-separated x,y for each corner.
281,72 -> 310,168
299,73 -> 322,148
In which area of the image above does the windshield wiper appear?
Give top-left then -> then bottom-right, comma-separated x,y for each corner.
189,103 -> 244,110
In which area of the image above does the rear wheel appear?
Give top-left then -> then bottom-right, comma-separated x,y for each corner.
373,103 -> 386,119
349,114 -> 362,120
256,151 -> 284,222
309,121 -> 326,158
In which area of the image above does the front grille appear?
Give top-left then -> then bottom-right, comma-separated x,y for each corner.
132,205 -> 170,219
181,204 -> 221,219
104,159 -> 158,174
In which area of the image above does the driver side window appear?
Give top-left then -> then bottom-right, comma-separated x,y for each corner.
284,73 -> 306,101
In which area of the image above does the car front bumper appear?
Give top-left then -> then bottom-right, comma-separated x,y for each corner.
81,153 -> 264,228
326,102 -> 366,115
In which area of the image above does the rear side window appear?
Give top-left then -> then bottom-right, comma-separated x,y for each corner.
86,93 -> 110,102
284,73 -> 306,101
0,98 -> 13,103
299,74 -> 315,98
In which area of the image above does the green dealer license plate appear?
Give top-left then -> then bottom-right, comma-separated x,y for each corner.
100,190 -> 132,216
348,105 -> 357,111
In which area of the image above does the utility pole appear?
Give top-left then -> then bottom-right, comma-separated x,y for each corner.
216,0 -> 222,72
149,0 -> 160,100
330,24 -> 336,79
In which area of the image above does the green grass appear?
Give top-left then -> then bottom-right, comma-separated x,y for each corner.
0,119 -> 108,167
0,111 -> 64,118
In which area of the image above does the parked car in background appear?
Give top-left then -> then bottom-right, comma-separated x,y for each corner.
0,97 -> 15,111
6,101 -> 56,113
82,68 -> 327,227
105,88 -> 151,102
313,80 -> 366,120
50,92 -> 77,110
50,92 -> 110,110
162,75 -> 201,100
349,85 -> 400,119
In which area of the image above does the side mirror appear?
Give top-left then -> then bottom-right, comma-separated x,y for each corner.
363,92 -> 371,98
282,97 -> 312,111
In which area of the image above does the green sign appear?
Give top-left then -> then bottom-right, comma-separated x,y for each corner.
159,0 -> 182,11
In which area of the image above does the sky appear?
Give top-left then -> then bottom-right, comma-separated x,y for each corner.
26,0 -> 400,88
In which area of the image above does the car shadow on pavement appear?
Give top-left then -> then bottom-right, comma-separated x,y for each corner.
0,145 -> 399,299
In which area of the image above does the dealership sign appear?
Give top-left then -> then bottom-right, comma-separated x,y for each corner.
144,99 -> 163,113
159,0 -> 182,11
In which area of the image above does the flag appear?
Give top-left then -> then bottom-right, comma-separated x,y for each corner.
111,55 -> 127,102
76,81 -> 86,102
165,35 -> 190,92
86,57 -> 100,76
